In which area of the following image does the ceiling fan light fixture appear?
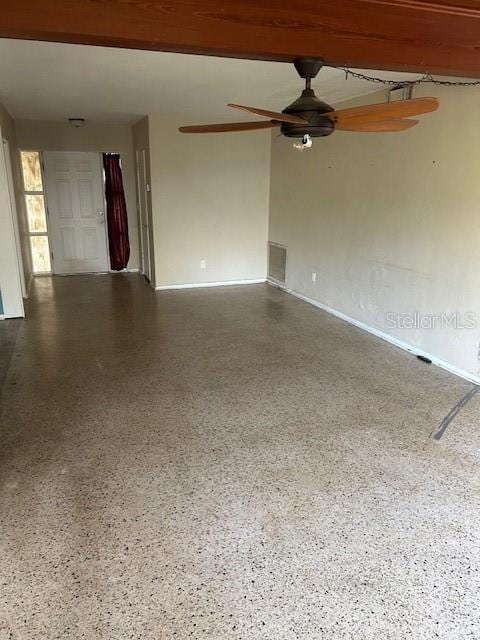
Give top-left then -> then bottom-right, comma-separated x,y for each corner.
293,134 -> 313,151
179,59 -> 439,140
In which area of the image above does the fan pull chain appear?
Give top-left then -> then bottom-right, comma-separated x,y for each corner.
338,67 -> 480,87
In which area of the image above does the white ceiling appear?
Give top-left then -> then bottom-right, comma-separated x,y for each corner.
0,39 -> 428,125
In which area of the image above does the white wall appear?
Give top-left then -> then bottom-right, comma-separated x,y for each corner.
269,85 -> 480,380
0,131 -> 24,317
148,116 -> 271,288
15,120 -> 140,270
0,103 -> 32,298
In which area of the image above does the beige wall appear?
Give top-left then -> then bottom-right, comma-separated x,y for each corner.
148,116 -> 271,287
0,103 -> 32,292
15,120 -> 140,270
132,117 -> 155,285
269,85 -> 480,380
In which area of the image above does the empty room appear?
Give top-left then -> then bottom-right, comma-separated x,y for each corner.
0,2 -> 479,638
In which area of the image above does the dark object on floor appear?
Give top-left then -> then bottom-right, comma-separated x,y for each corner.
417,355 -> 432,364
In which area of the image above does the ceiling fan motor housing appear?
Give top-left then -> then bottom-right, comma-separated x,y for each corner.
281,89 -> 335,138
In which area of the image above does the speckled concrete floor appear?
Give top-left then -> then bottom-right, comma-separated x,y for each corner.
1,274 -> 479,639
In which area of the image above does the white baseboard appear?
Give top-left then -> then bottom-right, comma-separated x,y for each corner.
52,269 -> 141,276
109,268 -> 140,274
268,279 -> 480,386
156,278 -> 266,291
0,314 -> 4,321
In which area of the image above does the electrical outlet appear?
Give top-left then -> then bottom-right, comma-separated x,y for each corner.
311,272 -> 317,284
200,259 -> 207,270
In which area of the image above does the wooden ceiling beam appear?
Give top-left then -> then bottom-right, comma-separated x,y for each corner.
1,0 -> 480,77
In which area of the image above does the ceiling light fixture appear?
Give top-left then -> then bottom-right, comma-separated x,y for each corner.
293,134 -> 313,151
179,58 -> 439,141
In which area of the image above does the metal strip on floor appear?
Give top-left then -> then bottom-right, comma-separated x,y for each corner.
430,385 -> 480,440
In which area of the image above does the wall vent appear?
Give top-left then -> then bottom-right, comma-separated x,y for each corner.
268,242 -> 287,284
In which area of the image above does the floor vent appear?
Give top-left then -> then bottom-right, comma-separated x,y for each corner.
268,242 -> 287,284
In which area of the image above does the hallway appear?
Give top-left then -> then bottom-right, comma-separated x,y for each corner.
1,274 -> 479,639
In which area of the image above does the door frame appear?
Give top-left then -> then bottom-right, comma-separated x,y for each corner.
135,148 -> 151,281
0,133 -> 25,318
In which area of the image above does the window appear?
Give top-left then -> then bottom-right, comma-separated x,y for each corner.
20,151 -> 51,274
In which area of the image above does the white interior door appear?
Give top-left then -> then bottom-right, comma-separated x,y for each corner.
136,149 -> 151,281
43,151 -> 109,274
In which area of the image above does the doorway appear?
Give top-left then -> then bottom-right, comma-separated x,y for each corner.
43,151 -> 109,274
136,148 -> 151,282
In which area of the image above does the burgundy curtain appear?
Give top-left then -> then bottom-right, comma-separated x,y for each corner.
103,153 -> 130,271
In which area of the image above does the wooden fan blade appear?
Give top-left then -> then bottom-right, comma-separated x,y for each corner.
327,97 -> 439,126
179,121 -> 280,133
227,103 -> 307,124
336,119 -> 419,132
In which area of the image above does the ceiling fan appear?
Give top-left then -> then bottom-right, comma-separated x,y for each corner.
179,58 -> 439,149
